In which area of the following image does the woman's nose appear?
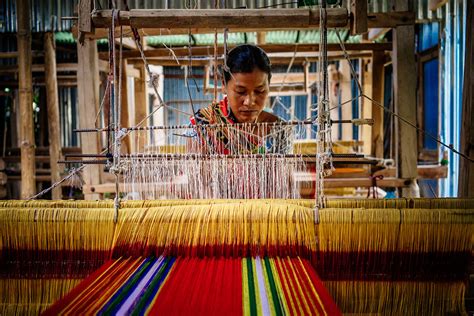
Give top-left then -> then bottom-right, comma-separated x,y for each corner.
243,93 -> 254,106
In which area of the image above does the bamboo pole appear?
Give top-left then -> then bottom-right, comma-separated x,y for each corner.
44,32 -> 62,200
16,0 -> 36,199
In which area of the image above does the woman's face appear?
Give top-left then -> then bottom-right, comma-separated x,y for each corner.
225,69 -> 269,123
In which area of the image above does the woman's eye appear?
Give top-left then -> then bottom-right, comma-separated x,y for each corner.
236,91 -> 246,95
255,90 -> 265,94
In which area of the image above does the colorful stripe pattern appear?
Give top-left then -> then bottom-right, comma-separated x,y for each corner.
44,256 -> 340,316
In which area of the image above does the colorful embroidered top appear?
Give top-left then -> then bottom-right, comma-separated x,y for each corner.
190,97 -> 291,155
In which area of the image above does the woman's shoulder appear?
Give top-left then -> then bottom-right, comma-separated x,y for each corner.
257,111 -> 282,123
191,103 -> 218,125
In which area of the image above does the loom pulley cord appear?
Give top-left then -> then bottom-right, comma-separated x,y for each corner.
108,6 -> 123,223
314,0 -> 332,212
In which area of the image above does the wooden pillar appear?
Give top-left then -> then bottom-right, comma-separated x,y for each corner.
119,59 -> 130,153
350,0 -> 368,35
256,32 -> 266,45
361,58 -> 373,155
459,0 -> 474,197
133,61 -> 147,152
339,59 -> 353,141
393,0 -> 418,196
77,38 -> 102,200
44,32 -> 62,199
328,64 -> 340,141
371,50 -> 385,158
17,0 -> 36,199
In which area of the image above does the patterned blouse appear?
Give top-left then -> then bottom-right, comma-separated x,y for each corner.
190,97 -> 291,155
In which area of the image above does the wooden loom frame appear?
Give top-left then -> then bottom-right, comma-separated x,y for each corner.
70,1 -> 420,200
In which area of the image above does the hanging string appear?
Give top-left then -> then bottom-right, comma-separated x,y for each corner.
213,30 -> 219,103
363,93 -> 474,163
121,122 -> 305,200
186,29 -> 198,117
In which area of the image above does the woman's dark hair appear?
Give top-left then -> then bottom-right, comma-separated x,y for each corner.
223,44 -> 272,83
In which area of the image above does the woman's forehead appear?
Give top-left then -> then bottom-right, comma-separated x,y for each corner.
229,69 -> 268,87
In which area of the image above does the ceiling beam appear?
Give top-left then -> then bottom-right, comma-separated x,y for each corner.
99,43 -> 392,60
78,11 -> 413,39
91,8 -> 349,29
126,52 -> 374,66
0,61 -> 109,74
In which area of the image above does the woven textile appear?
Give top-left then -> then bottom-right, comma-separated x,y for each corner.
44,256 -> 341,316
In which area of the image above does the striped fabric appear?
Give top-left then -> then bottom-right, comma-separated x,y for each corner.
44,256 -> 340,316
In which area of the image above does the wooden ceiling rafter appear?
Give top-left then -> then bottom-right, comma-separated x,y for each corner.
98,43 -> 392,60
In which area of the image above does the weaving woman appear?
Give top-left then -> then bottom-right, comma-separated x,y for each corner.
191,44 -> 291,155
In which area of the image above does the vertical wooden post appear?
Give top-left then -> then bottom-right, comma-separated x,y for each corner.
459,0 -> 474,197
120,59 -> 130,153
306,63 -> 313,139
44,32 -> 62,199
351,0 -> 368,35
17,0 -> 36,199
328,64 -> 340,141
133,61 -> 147,152
361,58 -> 373,155
78,0 -> 94,44
77,38 -> 102,200
256,32 -> 266,45
340,59 -> 353,141
371,50 -> 385,158
393,0 -> 418,196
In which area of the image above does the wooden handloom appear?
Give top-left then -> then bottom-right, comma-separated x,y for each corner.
3,2 -> 473,315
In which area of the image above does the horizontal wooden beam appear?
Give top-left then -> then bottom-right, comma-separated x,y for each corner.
0,63 -> 78,74
368,28 -> 391,41
126,63 -> 140,78
115,37 -> 138,50
100,43 -> 391,60
91,8 -> 349,29
0,77 -> 78,87
0,61 -> 109,74
127,52 -> 373,66
374,165 -> 448,179
311,177 -> 408,188
271,72 -> 318,85
83,176 -> 408,194
429,0 -> 448,11
0,51 -> 43,59
81,11 -> 413,39
367,11 -> 415,28
0,81 -> 77,87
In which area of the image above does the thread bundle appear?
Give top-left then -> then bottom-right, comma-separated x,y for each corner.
44,256 -> 341,316
0,198 -> 472,315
